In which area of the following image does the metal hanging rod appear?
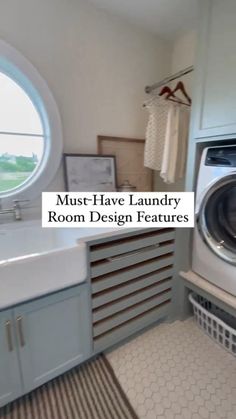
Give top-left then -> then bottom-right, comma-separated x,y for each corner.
145,65 -> 194,94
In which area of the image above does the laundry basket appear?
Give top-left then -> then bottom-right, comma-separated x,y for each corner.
189,292 -> 236,356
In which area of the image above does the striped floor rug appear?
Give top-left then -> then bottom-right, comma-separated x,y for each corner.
0,355 -> 138,419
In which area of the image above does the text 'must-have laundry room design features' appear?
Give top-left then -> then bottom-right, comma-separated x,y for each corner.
0,1 -> 236,419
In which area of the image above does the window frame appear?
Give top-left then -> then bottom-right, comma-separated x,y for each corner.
0,40 -> 62,205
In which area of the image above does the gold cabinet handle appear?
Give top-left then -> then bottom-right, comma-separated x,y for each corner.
16,316 -> 25,347
5,320 -> 13,352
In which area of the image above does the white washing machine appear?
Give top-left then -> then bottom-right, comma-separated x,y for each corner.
193,144 -> 236,296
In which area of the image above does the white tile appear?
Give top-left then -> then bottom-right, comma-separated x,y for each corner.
198,406 -> 210,418
144,398 -> 155,410
181,407 -> 194,419
162,409 -> 175,419
153,403 -> 164,416
107,318 -> 236,419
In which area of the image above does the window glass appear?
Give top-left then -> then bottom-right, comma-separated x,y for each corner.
0,72 -> 43,134
0,134 -> 44,192
0,72 -> 44,194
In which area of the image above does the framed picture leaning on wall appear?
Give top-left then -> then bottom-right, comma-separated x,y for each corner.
63,154 -> 117,192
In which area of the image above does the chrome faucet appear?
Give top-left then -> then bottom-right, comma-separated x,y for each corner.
0,200 -> 29,221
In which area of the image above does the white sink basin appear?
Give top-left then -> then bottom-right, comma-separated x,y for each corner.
0,220 -> 117,261
0,220 -> 118,309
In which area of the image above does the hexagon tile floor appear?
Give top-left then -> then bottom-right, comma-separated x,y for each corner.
107,317 -> 236,419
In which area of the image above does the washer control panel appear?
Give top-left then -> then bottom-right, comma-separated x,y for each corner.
205,146 -> 236,167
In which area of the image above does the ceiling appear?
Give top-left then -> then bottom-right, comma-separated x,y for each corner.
87,0 -> 198,40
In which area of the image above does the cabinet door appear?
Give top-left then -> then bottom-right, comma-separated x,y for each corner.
0,309 -> 22,407
14,285 -> 92,393
193,0 -> 236,138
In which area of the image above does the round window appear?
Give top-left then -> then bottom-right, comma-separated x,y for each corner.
198,174 -> 236,264
0,40 -> 62,204
0,72 -> 45,194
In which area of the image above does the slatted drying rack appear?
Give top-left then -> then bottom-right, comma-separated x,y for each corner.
85,228 -> 176,353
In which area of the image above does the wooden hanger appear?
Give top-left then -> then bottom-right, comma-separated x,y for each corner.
159,85 -> 176,99
159,84 -> 191,106
143,82 -> 191,108
168,81 -> 192,105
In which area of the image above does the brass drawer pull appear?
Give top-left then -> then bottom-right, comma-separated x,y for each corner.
16,316 -> 25,347
5,320 -> 13,352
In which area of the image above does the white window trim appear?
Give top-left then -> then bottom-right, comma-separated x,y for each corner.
0,40 -> 63,205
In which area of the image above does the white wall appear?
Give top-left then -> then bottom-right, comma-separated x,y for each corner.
155,29 -> 197,192
171,30 -> 196,93
0,0 -> 171,217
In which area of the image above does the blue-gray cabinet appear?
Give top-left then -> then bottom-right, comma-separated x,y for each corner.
193,0 -> 236,139
0,284 -> 91,408
0,309 -> 22,407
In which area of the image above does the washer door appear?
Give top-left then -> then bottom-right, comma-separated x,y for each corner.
198,174 -> 236,265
